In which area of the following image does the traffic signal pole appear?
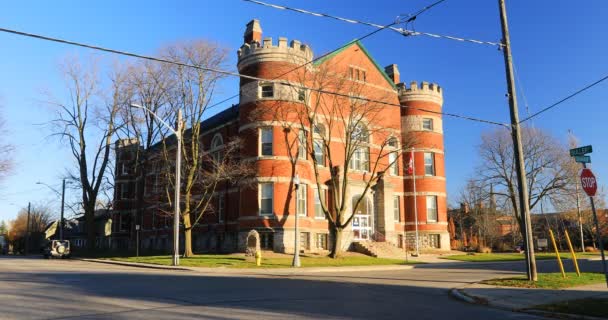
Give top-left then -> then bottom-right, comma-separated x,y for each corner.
498,0 -> 537,281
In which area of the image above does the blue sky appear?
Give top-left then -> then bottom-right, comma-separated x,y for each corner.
0,0 -> 606,222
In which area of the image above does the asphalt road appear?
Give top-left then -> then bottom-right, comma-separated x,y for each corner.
0,256 -> 601,320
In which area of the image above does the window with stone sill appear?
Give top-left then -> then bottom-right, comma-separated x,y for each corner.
422,118 -> 434,131
260,183 -> 274,215
260,84 -> 274,98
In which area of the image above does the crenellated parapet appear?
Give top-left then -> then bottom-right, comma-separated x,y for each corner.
398,81 -> 443,106
237,37 -> 314,71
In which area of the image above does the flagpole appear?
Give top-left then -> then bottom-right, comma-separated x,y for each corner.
412,149 -> 420,257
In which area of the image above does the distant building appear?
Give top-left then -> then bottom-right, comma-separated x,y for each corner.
111,19 -> 449,255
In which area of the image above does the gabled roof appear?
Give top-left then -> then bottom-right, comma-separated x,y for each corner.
313,40 -> 397,90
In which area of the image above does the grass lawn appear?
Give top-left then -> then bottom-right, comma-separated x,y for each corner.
481,272 -> 604,289
441,252 -> 599,262
110,253 -> 414,268
534,298 -> 608,318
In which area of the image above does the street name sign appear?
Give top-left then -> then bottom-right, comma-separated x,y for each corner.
574,155 -> 591,164
570,145 -> 593,157
580,168 -> 598,197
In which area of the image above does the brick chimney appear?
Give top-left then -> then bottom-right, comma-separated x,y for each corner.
384,64 -> 400,84
244,19 -> 262,44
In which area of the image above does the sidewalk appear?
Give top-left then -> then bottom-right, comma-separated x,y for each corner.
452,282 -> 608,319
79,258 -> 415,275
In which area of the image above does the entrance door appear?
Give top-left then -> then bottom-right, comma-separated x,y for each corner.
353,214 -> 371,240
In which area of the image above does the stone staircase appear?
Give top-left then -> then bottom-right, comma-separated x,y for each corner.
352,241 -> 406,259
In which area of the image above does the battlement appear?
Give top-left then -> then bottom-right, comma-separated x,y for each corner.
397,81 -> 443,105
115,138 -> 139,149
237,37 -> 314,71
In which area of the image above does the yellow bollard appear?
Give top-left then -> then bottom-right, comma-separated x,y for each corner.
549,229 -> 566,279
564,230 -> 581,277
255,250 -> 262,266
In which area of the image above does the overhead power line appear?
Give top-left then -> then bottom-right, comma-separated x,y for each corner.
242,0 -> 503,48
209,0 -> 447,112
519,73 -> 608,123
0,26 -> 506,126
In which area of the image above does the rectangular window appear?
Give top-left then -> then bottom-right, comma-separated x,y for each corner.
313,139 -> 324,165
422,118 -> 434,131
217,194 -> 225,222
260,232 -> 274,249
121,163 -> 130,175
260,127 -> 273,156
296,185 -> 307,216
350,147 -> 369,171
389,152 -> 398,175
393,196 -> 400,222
298,130 -> 307,160
314,189 -> 325,219
316,233 -> 328,250
299,232 -> 310,250
120,183 -> 130,200
261,84 -> 274,98
260,183 -> 274,215
426,195 -> 438,222
153,174 -> 160,193
429,234 -> 441,248
424,152 -> 435,176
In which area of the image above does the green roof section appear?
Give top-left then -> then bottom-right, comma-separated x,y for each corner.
313,40 -> 397,90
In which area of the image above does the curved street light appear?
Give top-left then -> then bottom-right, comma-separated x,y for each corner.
130,103 -> 182,266
36,179 -> 66,241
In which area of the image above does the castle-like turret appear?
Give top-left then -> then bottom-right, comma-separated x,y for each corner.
398,81 -> 449,250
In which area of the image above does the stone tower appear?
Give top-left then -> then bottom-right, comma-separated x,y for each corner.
235,19 -> 315,252
399,81 -> 449,250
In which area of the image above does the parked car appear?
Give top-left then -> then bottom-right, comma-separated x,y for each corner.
43,240 -> 71,259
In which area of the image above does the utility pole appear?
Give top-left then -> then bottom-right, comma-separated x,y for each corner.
25,202 -> 31,255
173,108 -> 182,266
498,0 -> 537,281
292,174 -> 301,267
411,149 -> 420,257
60,179 -> 66,241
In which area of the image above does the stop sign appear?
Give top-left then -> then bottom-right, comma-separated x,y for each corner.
580,168 -> 598,197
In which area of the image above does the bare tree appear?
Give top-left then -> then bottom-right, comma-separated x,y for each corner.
48,57 -> 125,250
477,127 -> 571,239
0,105 -> 13,183
258,59 -> 412,258
156,41 -> 255,257
456,179 -> 503,250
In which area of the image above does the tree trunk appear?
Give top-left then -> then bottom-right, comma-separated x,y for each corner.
184,228 -> 193,257
85,205 -> 96,251
183,213 -> 193,257
329,227 -> 343,258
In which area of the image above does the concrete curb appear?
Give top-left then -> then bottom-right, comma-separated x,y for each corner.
78,258 -> 415,274
523,308 -> 608,320
77,258 -> 194,271
450,283 -> 608,320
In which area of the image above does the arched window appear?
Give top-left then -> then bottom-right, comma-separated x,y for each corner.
388,137 -> 399,175
349,124 -> 369,171
210,134 -> 224,162
313,124 -> 325,166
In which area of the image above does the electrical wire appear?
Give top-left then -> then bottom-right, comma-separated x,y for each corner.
0,26 -> 506,126
519,73 -> 608,124
242,0 -> 503,48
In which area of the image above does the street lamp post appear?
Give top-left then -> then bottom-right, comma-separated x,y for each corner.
131,104 -> 182,266
292,174 -> 301,267
36,179 -> 66,241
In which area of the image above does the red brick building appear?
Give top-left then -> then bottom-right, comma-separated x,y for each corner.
111,19 -> 449,254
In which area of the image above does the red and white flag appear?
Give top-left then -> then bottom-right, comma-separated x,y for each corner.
406,151 -> 414,175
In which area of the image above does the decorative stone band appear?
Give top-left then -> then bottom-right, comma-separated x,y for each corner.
239,80 -> 306,105
398,191 -> 447,197
237,37 -> 314,71
401,175 -> 446,181
401,115 -> 444,134
404,221 -> 449,226
398,81 -> 443,106
116,138 -> 139,148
